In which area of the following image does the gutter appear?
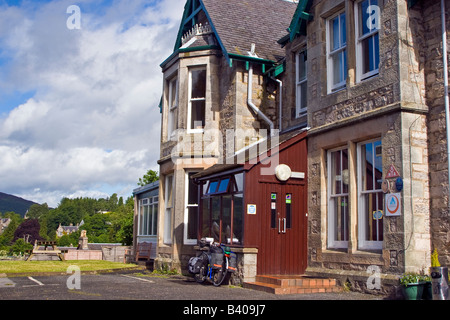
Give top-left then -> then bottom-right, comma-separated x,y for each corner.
247,44 -> 275,137
442,0 -> 450,208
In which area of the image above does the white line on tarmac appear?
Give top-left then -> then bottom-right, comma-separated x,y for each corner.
120,274 -> 155,283
28,277 -> 44,286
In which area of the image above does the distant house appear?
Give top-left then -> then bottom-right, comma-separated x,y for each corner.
0,218 -> 11,234
132,180 -> 159,260
56,220 -> 84,237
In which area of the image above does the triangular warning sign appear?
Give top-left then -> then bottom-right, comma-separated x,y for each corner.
386,164 -> 400,179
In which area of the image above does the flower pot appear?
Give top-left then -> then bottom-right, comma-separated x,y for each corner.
402,283 -> 424,300
422,281 -> 433,300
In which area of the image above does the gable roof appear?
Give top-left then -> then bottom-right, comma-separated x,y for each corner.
172,0 -> 297,64
278,0 -> 313,45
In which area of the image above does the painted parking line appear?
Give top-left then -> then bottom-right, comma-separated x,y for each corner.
120,274 -> 155,283
27,276 -> 45,286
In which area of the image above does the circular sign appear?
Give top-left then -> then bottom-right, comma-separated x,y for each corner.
275,164 -> 291,181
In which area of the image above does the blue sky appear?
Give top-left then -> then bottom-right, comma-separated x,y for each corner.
0,0 -> 185,207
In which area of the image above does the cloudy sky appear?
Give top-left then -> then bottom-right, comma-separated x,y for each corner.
0,0 -> 185,207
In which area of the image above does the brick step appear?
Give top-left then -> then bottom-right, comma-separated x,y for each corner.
243,275 -> 342,295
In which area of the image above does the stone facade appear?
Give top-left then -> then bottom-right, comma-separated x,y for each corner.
277,0 -> 449,295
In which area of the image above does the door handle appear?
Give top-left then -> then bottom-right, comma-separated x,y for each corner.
282,218 -> 286,233
278,218 -> 281,234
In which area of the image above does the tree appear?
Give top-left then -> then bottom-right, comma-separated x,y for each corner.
138,169 -> 159,186
13,219 -> 42,244
26,203 -> 49,220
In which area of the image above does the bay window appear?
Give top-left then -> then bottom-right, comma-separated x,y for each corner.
200,172 -> 244,245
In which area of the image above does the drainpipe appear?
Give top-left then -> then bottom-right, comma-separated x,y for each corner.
270,77 -> 283,132
442,0 -> 450,208
247,44 -> 275,136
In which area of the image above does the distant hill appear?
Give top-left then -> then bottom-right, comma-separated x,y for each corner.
0,192 -> 38,217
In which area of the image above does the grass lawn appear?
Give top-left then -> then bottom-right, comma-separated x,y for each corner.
0,260 -> 141,275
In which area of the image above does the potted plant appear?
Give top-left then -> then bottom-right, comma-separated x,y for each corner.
399,272 -> 425,300
430,248 -> 449,300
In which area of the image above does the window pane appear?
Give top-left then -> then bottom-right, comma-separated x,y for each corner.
139,204 -> 144,235
187,206 -> 198,240
191,69 -> 206,98
166,176 -> 173,206
300,81 -> 307,110
217,178 -> 230,193
170,78 -> 177,107
235,173 -> 244,191
361,140 -> 382,191
297,52 -> 307,80
330,150 -> 342,195
233,194 -> 243,244
211,197 -> 221,242
363,192 -> 383,241
208,180 -> 218,194
332,16 -> 340,50
144,205 -> 149,235
340,12 -> 346,45
201,198 -> 210,238
222,195 -> 232,244
188,173 -> 198,205
152,203 -> 158,235
190,100 -> 205,129
331,195 -> 349,241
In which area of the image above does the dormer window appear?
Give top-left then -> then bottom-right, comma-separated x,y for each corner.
188,66 -> 206,132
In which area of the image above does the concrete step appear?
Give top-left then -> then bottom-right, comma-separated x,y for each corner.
243,275 -> 342,295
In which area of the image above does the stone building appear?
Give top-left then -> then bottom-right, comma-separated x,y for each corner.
156,0 -> 298,276
154,0 -> 450,293
274,0 -> 449,294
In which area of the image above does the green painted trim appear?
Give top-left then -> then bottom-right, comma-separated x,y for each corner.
227,53 -> 275,65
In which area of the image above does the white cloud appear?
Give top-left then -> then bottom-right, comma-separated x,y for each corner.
0,0 -> 184,207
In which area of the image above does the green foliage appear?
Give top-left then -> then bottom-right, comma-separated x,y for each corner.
431,248 -> 441,267
138,169 -> 159,186
399,272 -> 430,287
0,193 -> 135,255
9,238 -> 33,255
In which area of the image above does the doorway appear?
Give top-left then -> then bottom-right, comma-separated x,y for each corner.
258,182 -> 307,275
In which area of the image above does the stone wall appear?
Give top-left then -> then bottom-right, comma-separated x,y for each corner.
419,0 -> 450,265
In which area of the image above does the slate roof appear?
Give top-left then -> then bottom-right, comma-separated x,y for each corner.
196,0 -> 297,62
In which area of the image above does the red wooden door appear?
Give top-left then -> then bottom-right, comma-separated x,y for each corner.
259,182 -> 307,275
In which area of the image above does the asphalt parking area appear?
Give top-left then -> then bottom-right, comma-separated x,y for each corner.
0,270 -> 384,301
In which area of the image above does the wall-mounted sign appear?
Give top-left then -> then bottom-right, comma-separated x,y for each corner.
395,177 -> 403,192
247,204 -> 257,215
386,164 -> 400,179
286,194 -> 292,204
373,210 -> 383,220
271,193 -> 277,200
385,193 -> 401,216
